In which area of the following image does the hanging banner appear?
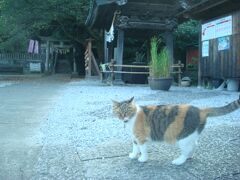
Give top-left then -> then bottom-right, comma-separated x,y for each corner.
201,15 -> 232,41
34,40 -> 39,54
28,40 -> 39,54
28,40 -> 35,53
202,41 -> 209,57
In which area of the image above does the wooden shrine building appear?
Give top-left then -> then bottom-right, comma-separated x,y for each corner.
179,0 -> 240,90
85,0 -> 200,83
40,37 -> 78,76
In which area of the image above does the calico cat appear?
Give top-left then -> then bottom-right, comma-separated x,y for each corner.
112,96 -> 240,165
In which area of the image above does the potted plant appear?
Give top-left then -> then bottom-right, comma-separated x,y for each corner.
148,36 -> 172,90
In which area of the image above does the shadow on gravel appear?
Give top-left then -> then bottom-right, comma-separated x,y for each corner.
78,125 -> 240,180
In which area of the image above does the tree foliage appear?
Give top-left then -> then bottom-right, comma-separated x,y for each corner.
173,19 -> 199,65
0,0 -> 91,52
0,0 -> 200,56
174,19 -> 200,50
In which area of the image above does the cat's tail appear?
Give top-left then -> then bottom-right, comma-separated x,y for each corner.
201,95 -> 240,118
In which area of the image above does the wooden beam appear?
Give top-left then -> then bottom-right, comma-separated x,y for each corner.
189,0 -> 229,16
115,29 -> 124,82
104,31 -> 108,64
52,45 -> 73,49
127,2 -> 177,10
177,0 -> 230,19
116,29 -> 124,65
122,5 -> 177,18
164,31 -> 174,71
113,64 -> 149,68
45,40 -> 50,73
73,48 -> 77,74
91,53 -> 101,76
198,21 -> 202,87
118,21 -> 176,30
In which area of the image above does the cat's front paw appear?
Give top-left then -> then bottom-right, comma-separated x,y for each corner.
129,152 -> 138,159
138,155 -> 148,163
171,156 -> 187,165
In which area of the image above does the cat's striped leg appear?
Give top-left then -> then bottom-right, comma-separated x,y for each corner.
172,131 -> 199,165
129,140 -> 140,159
138,143 -> 148,162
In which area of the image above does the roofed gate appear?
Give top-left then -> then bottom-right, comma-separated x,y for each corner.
85,0 -> 201,83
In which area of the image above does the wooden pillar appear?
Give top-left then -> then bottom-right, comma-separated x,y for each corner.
45,40 -> 50,73
164,31 -> 174,70
104,31 -> 109,64
72,47 -> 78,77
73,48 -> 77,73
114,29 -> 124,83
88,40 -> 92,76
85,39 -> 92,77
102,31 -> 109,81
198,22 -> 202,88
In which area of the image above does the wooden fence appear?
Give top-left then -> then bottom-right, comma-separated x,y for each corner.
0,53 -> 45,62
100,60 -> 184,85
0,53 -> 45,73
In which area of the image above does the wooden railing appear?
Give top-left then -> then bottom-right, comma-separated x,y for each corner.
100,60 -> 184,85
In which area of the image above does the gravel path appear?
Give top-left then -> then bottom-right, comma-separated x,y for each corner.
2,76 -> 239,179
33,78 -> 239,179
39,79 -> 239,148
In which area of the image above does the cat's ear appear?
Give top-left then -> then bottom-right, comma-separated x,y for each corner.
112,100 -> 120,107
128,97 -> 134,103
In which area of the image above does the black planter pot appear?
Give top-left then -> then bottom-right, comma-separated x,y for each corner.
148,77 -> 173,91
123,62 -> 148,84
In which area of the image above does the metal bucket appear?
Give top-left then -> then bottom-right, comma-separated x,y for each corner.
227,79 -> 239,91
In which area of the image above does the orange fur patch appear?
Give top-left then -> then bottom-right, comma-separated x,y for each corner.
163,105 -> 189,143
146,106 -> 157,111
133,110 -> 150,144
200,109 -> 208,123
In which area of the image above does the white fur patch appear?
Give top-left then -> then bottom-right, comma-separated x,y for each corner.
129,142 -> 139,159
125,105 -> 141,136
138,143 -> 148,162
172,131 -> 199,165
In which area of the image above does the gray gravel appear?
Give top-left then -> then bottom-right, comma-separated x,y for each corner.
34,80 -> 240,179
39,79 -> 239,148
1,76 -> 239,180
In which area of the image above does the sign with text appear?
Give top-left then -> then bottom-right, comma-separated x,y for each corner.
30,62 -> 41,72
202,22 -> 215,41
202,15 -> 232,41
